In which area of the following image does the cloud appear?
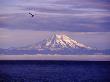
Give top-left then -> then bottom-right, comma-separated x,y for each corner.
0,0 -> 110,32
1,12 -> 110,32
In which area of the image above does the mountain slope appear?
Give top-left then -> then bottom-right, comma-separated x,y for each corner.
18,34 -> 92,50
37,34 -> 92,50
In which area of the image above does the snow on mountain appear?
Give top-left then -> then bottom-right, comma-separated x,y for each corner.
19,34 -> 92,50
38,34 -> 91,50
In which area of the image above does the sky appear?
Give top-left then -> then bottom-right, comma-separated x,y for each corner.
0,0 -> 110,49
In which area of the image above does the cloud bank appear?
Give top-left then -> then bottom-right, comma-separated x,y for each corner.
0,0 -> 110,32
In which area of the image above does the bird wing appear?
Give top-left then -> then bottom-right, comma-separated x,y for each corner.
29,13 -> 33,16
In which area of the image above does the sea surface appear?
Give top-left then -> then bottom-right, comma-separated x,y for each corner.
0,60 -> 110,82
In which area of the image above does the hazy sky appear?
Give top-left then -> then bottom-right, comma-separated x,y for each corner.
0,0 -> 110,49
0,0 -> 110,31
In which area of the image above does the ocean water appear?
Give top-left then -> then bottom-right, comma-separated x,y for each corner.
0,61 -> 110,82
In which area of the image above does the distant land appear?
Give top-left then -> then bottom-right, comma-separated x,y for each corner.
0,34 -> 110,55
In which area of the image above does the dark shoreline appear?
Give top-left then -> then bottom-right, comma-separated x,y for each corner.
0,60 -> 110,65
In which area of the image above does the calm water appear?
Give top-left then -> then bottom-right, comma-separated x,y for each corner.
0,61 -> 110,82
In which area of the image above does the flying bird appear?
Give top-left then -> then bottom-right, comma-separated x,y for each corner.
29,13 -> 34,17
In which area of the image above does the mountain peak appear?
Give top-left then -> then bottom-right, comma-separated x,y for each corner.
16,33 -> 92,50
36,33 -> 92,50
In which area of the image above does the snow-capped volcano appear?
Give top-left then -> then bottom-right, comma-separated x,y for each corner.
2,34 -> 110,55
32,34 -> 91,50
16,34 -> 92,50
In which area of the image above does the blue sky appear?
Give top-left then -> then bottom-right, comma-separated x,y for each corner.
0,0 -> 110,49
